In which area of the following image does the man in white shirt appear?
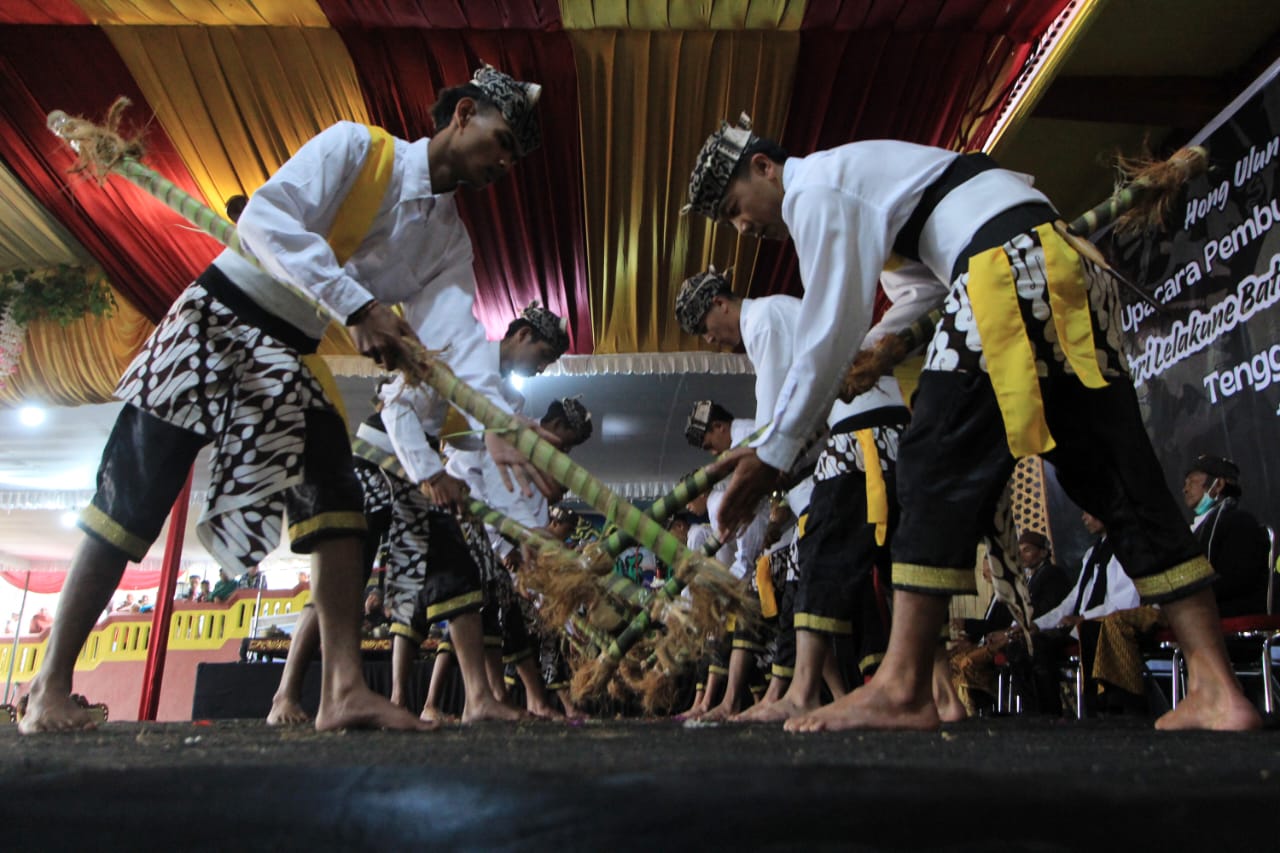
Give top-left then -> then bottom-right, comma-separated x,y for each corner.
21,66 -> 543,735
683,115 -> 1258,732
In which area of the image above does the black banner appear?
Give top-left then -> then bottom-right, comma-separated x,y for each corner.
1106,60 -> 1280,532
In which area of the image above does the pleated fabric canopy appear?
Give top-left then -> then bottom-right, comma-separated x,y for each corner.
0,0 -> 1069,405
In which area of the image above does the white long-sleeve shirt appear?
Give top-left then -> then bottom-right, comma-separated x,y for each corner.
234,121 -> 513,419
754,141 -> 1046,471
1034,538 -> 1140,629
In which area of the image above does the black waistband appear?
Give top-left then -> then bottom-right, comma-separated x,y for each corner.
829,405 -> 911,436
893,152 -> 1000,262
197,263 -> 322,355
950,200 -> 1060,280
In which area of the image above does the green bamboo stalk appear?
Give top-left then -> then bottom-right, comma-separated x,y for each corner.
600,421 -> 768,558
45,109 -> 329,321
1067,146 -> 1208,237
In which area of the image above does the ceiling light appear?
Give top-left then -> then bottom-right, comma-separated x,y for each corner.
18,405 -> 46,427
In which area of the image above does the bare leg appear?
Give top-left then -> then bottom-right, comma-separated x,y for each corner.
267,605 -> 316,725
676,686 -> 705,718
679,671 -> 724,721
756,672 -> 789,708
788,591 -> 946,732
484,647 -> 508,704
515,657 -> 561,718
556,688 -> 586,721
743,630 -> 828,724
422,649 -> 459,724
1155,589 -> 1262,731
389,633 -> 417,709
450,612 -> 523,723
932,643 -> 968,722
822,644 -> 849,699
309,538 -> 433,732
702,648 -> 753,722
19,537 -> 123,733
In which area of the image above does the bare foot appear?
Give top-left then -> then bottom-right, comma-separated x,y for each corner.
266,696 -> 311,726
932,676 -> 968,723
785,682 -> 941,733
17,686 -> 96,734
1155,688 -> 1262,731
526,699 -> 564,720
315,684 -> 437,732
462,695 -> 526,723
733,694 -> 819,724
420,705 -> 460,725
701,700 -> 742,723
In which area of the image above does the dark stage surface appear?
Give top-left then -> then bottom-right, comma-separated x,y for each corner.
4,717 -> 1280,851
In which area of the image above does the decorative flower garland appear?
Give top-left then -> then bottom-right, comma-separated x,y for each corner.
0,265 -> 116,389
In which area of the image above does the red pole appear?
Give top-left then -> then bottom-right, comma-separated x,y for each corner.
137,468 -> 193,721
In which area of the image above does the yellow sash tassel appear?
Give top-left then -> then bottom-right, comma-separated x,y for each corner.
1039,222 -> 1108,390
855,429 -> 889,546
756,553 -> 778,618
967,244 -> 1055,457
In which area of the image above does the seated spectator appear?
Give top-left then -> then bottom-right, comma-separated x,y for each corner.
3,612 -> 18,634
114,594 -> 136,612
27,608 -> 52,634
238,565 -> 267,591
951,530 -> 1072,715
1092,453 -> 1273,712
1029,512 -> 1140,716
137,595 -> 154,614
362,587 -> 390,636
177,574 -> 201,601
296,571 -> 311,588
209,569 -> 238,602
197,580 -> 211,602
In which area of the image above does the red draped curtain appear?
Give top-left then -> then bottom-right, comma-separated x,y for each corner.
0,25 -> 219,322
323,14 -> 592,353
2,567 -> 164,594
746,0 -> 1073,299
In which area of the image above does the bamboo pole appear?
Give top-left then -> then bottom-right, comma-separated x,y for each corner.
45,98 -> 749,628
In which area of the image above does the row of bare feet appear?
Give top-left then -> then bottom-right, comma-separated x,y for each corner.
677,677 -> 1262,732
262,685 -> 585,731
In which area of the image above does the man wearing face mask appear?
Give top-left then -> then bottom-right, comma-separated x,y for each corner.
1183,455 -> 1270,617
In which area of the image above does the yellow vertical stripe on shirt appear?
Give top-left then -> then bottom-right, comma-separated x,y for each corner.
855,429 -> 888,546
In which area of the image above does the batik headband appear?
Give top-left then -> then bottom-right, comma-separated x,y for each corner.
471,64 -> 542,157
683,112 -> 757,219
521,300 -> 570,353
675,265 -> 733,334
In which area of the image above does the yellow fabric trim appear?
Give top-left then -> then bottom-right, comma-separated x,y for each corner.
287,510 -> 366,543
726,613 -> 737,633
967,243 -> 1055,457
503,648 -> 535,665
436,641 -> 454,654
1038,222 -> 1108,390
892,562 -> 978,595
1133,556 -> 1215,600
755,553 -> 778,618
301,353 -> 347,424
707,665 -> 729,676
733,640 -> 765,653
483,635 -> 503,649
793,613 -> 853,636
855,429 -> 889,546
426,590 -> 484,621
328,125 -> 395,266
79,503 -> 151,561
859,652 -> 886,673
771,664 -> 795,679
797,513 -> 808,539
389,622 -> 424,644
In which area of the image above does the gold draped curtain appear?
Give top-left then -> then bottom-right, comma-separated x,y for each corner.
0,161 -> 94,273
560,0 -> 807,29
0,274 -> 153,406
71,0 -> 332,27
571,30 -> 798,354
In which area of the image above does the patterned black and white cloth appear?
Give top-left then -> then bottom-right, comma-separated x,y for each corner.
812,425 -> 903,484
115,282 -> 332,572
923,231 -> 1129,381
